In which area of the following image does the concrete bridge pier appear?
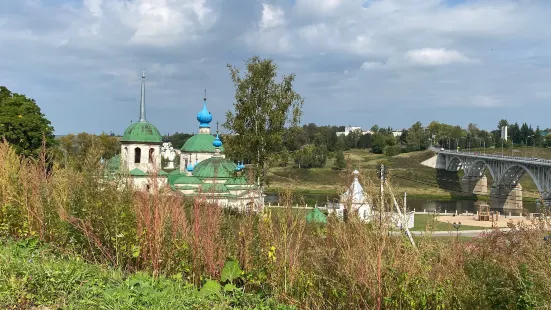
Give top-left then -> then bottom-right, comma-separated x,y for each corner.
461,175 -> 488,195
490,183 -> 523,209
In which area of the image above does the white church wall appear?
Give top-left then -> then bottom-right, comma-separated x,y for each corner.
122,143 -> 162,173
131,176 -> 167,191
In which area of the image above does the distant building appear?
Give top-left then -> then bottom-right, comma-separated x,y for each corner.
391,130 -> 404,138
501,126 -> 508,141
336,126 -> 363,137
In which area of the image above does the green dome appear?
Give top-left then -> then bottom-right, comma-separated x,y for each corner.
122,121 -> 162,143
181,134 -> 225,153
193,157 -> 236,179
306,208 -> 327,224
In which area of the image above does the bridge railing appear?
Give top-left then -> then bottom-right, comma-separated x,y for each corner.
437,150 -> 551,166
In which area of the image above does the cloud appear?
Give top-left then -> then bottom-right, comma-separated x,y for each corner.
471,96 -> 503,108
260,4 -> 285,29
405,48 -> 474,66
360,61 -> 385,70
1,0 -> 551,135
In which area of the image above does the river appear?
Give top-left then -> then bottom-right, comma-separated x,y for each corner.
264,193 -> 539,216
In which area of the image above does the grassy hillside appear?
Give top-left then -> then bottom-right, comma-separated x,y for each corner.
267,148 -> 545,200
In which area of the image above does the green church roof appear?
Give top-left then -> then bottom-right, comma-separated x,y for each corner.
192,157 -> 237,179
225,177 -> 249,186
181,134 -> 225,153
129,168 -> 147,176
173,175 -> 203,185
106,154 -> 121,172
200,183 -> 229,193
122,121 -> 162,143
306,208 -> 327,224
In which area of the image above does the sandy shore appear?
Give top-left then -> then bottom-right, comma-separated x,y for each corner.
438,214 -> 530,228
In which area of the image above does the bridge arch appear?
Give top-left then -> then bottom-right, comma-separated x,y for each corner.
467,160 -> 496,180
447,156 -> 462,171
497,164 -> 544,193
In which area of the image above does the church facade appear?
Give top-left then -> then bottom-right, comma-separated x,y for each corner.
107,72 -> 264,211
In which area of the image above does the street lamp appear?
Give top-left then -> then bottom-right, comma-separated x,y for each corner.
453,221 -> 462,237
486,136 -> 495,155
526,135 -> 535,158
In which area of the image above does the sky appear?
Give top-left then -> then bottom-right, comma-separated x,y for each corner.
1,0 -> 551,135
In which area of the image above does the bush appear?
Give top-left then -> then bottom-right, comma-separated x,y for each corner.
384,145 -> 401,157
0,239 -> 291,309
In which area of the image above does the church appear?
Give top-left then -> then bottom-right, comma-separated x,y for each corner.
106,72 -> 264,211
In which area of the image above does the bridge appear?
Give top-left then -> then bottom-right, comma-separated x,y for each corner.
424,150 -> 551,208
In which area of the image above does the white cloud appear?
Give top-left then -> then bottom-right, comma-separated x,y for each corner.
360,61 -> 385,70
260,4 -> 285,29
405,48 -> 474,66
471,96 -> 503,107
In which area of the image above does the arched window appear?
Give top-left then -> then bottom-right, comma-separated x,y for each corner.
134,147 -> 141,163
149,148 -> 155,163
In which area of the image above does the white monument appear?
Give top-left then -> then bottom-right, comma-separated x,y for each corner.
161,142 -> 176,170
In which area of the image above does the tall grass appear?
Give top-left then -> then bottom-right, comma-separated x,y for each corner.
2,140 -> 551,309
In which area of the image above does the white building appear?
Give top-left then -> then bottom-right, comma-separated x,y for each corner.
391,130 -> 404,138
336,126 -> 363,137
328,170 -> 414,229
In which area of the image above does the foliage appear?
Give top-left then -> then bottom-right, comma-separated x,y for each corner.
164,132 -> 192,149
405,121 -> 429,151
334,150 -> 346,170
57,132 -> 120,169
293,144 -> 327,168
384,145 -> 401,157
0,86 -> 55,156
223,56 -> 304,188
371,133 -> 395,154
0,239 -> 290,309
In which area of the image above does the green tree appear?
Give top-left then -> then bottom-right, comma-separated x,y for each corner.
406,121 -> 426,151
384,145 -> 401,157
357,133 -> 372,149
334,149 -> 346,170
223,56 -> 303,188
58,132 -> 120,170
371,133 -> 388,154
0,86 -> 55,156
165,132 -> 192,149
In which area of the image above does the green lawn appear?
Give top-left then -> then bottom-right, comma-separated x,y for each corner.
411,214 -> 487,231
